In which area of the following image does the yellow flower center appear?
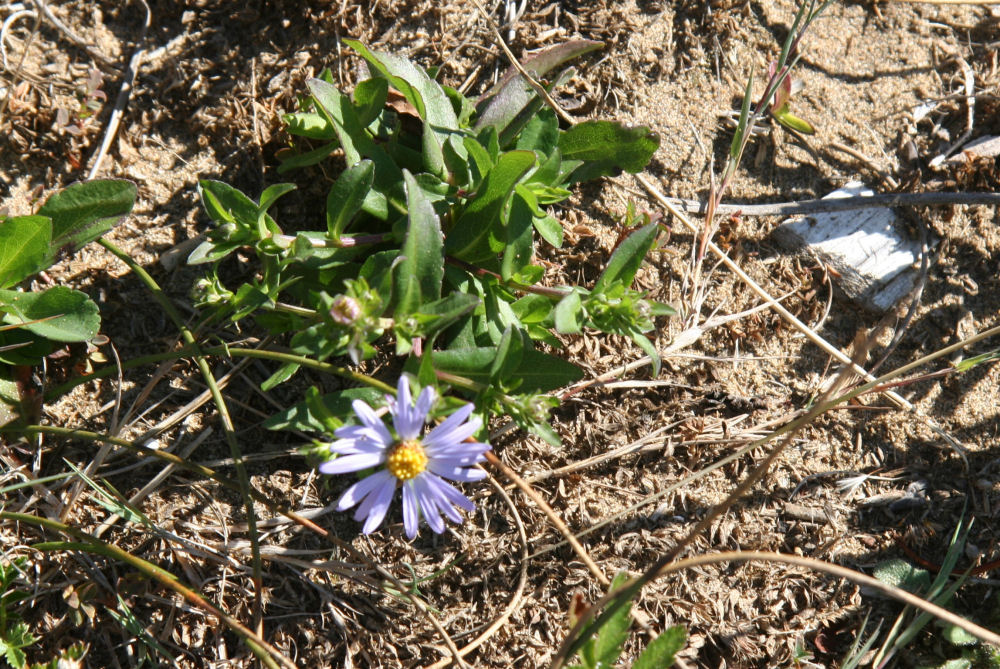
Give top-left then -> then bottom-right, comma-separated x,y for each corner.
386,439 -> 428,481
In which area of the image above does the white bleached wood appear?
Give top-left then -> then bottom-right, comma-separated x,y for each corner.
772,182 -> 930,313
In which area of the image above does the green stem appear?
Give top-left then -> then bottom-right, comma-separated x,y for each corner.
98,239 -> 265,635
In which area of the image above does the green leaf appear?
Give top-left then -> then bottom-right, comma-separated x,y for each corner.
394,170 -> 444,318
282,112 -> 337,140
558,121 -> 660,182
264,386 -> 384,432
516,108 -> 560,155
475,40 -> 603,134
0,216 -> 51,288
326,160 -> 375,238
416,293 -> 480,339
731,70 -> 754,160
276,141 -> 340,174
345,40 -> 462,175
353,77 -> 389,127
955,348 -> 1000,372
307,78 -> 404,217
36,179 -> 136,256
941,622 -> 979,647
593,222 -> 658,294
346,40 -> 458,130
445,150 -> 536,262
632,625 -> 686,669
593,571 -> 633,668
258,183 -> 296,213
554,290 -> 583,334
511,294 -> 552,324
433,347 -> 581,393
871,559 -> 931,594
490,325 -> 527,386
501,187 -> 535,281
533,213 -> 563,247
198,180 -> 260,227
260,362 -> 300,392
0,286 -> 99,342
774,107 -> 816,135
630,329 -> 661,377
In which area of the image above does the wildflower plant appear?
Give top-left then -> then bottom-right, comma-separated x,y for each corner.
321,375 -> 490,538
192,38 -> 675,463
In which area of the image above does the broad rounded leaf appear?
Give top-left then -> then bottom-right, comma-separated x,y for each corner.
0,286 -> 100,342
0,216 -> 51,288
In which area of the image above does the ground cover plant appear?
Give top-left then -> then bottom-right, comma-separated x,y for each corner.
1,0 -> 1000,666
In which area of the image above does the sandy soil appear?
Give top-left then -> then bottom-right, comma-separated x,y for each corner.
1,0 -> 999,667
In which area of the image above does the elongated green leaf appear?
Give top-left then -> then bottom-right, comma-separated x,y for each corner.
394,171 -> 444,318
533,213 -> 563,247
475,40 -> 603,134
516,108 -> 560,155
731,70 -> 754,159
327,160 -> 375,237
0,216 -> 51,287
260,362 -> 300,392
445,150 -> 536,262
554,290 -> 583,334
774,108 -> 816,135
593,572 -> 633,668
258,183 -> 296,212
511,293 -> 552,324
198,180 -> 260,227
346,40 -> 456,128
0,286 -> 99,341
417,293 -> 480,338
490,325 -> 526,385
558,121 -> 659,182
632,625 -> 686,669
432,347 -> 581,393
276,141 -> 339,174
593,222 -> 658,294
36,179 -> 136,255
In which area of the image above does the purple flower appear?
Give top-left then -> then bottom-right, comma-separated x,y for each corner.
319,376 -> 490,539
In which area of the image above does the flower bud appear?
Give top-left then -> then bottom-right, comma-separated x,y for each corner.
329,295 -> 361,325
